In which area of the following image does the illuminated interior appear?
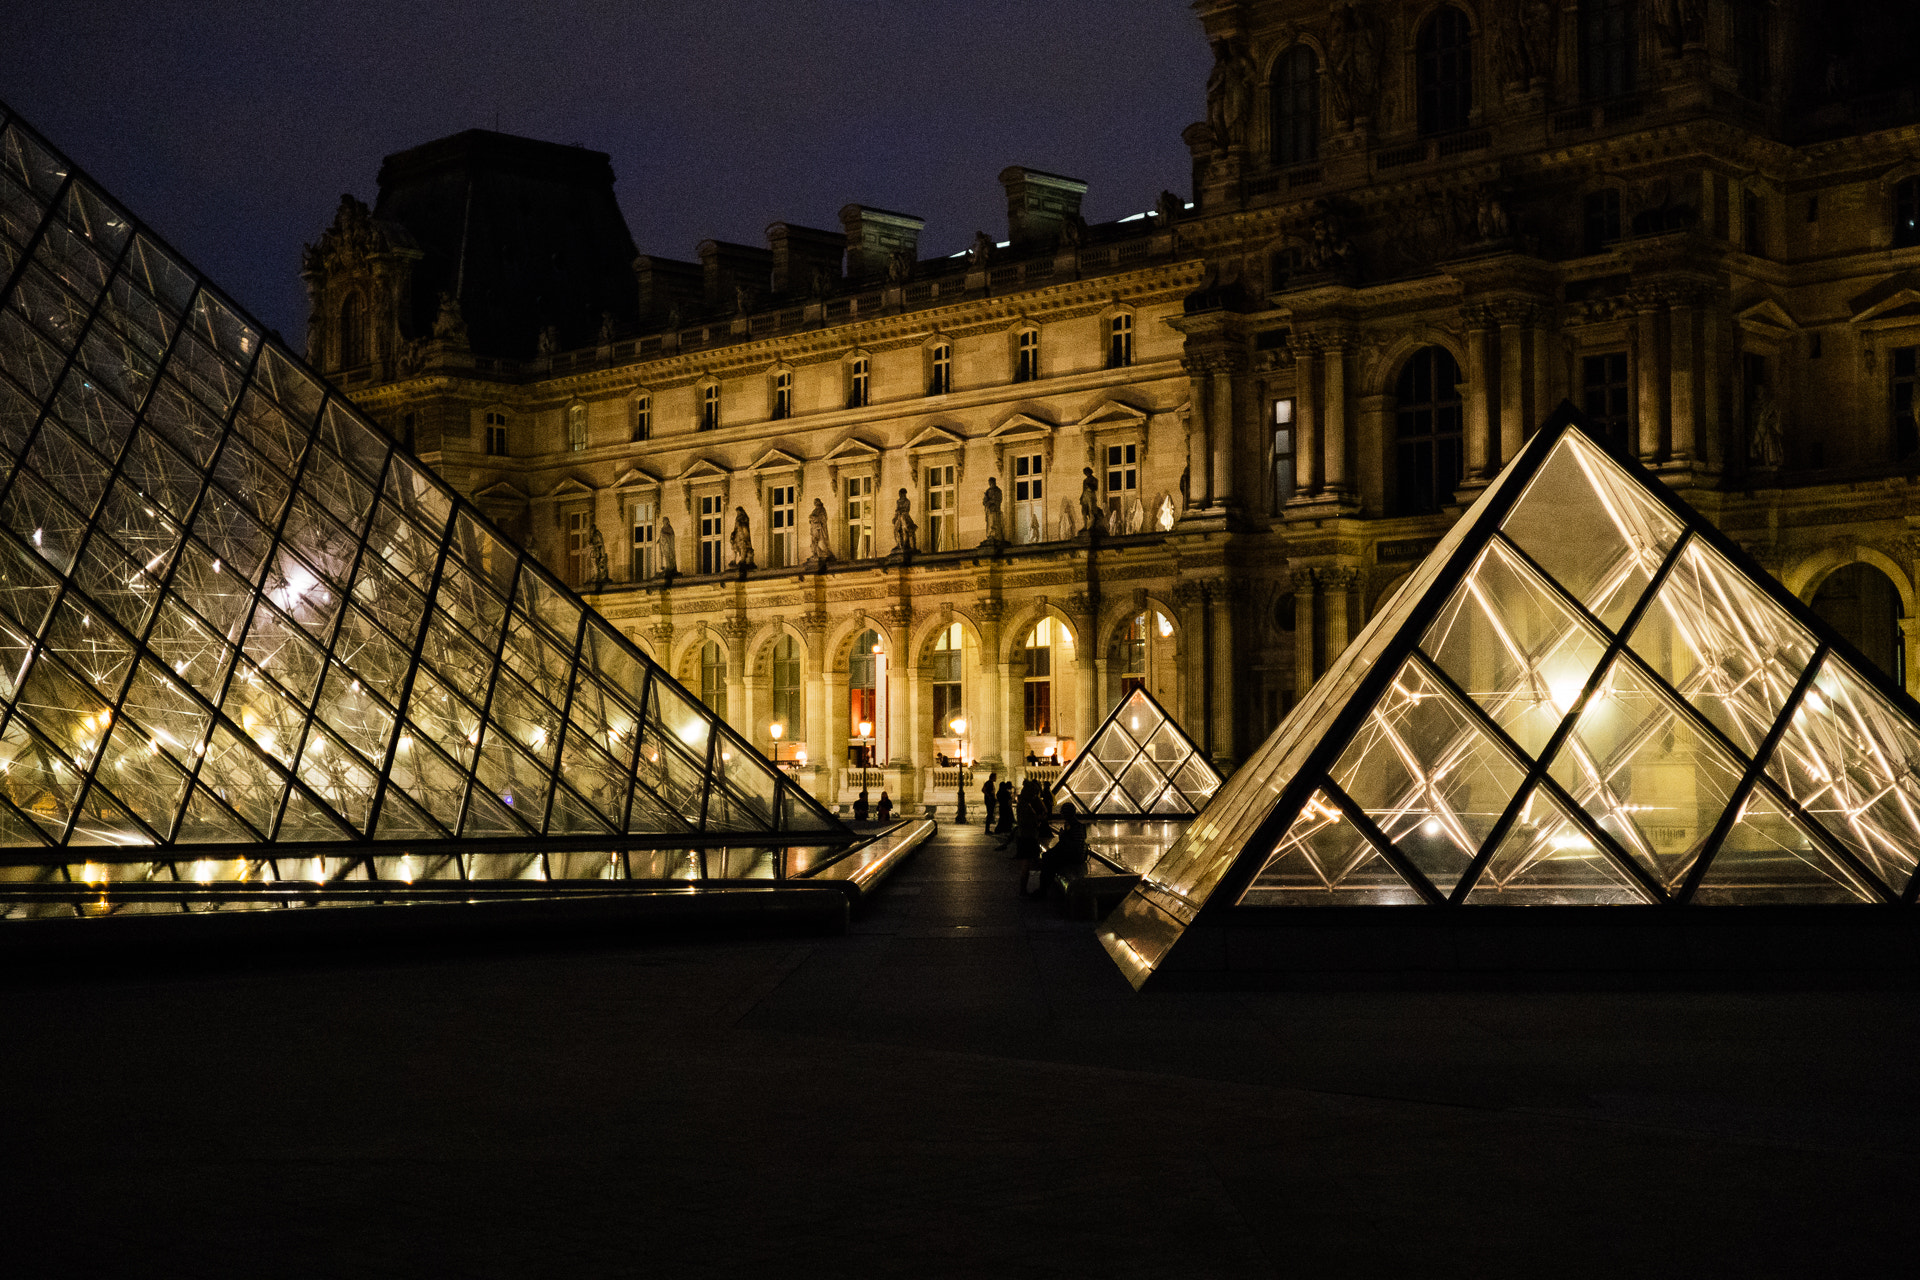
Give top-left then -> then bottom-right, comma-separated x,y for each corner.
1054,686 -> 1221,817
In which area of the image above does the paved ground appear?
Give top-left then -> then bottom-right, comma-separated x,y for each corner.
3,825 -> 1916,1277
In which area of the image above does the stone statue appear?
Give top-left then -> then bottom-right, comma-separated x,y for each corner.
1749,385 -> 1783,468
982,476 -> 1005,542
598,311 -> 616,345
890,487 -> 917,553
810,266 -> 832,299
535,325 -> 558,358
1327,4 -> 1385,128
666,301 -> 682,330
1079,467 -> 1107,536
1497,0 -> 1558,86
1155,190 -> 1183,227
808,497 -> 831,561
657,516 -> 676,575
588,525 -> 609,587
1059,496 -> 1077,538
432,291 -> 466,340
968,231 -> 994,268
1655,0 -> 1705,55
728,506 -> 754,569
1475,187 -> 1511,240
1058,214 -> 1084,249
1205,37 -> 1256,148
734,283 -> 751,317
887,246 -> 912,284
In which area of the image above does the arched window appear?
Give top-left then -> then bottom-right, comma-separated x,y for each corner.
1023,619 -> 1053,736
930,623 -> 963,742
1392,346 -> 1464,515
1894,178 -> 1920,250
700,384 -> 720,431
1109,609 -> 1175,704
1579,0 -> 1635,101
338,293 -> 365,368
771,634 -> 802,738
849,628 -> 880,765
1270,44 -> 1319,166
634,394 -> 651,441
928,343 -> 952,395
1416,7 -> 1473,136
847,356 -> 870,409
699,641 -> 727,717
771,370 -> 792,420
566,404 -> 588,452
1812,564 -> 1907,690
1015,329 -> 1039,382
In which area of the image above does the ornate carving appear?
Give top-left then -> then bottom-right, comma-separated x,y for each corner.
1066,590 -> 1094,619
1204,36 -> 1256,149
1319,567 -> 1360,592
883,604 -> 915,632
801,609 -> 830,635
974,597 -> 1007,623
1289,567 -> 1318,593
650,621 -> 676,648
1326,4 -> 1385,129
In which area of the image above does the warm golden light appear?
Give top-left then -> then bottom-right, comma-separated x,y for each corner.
769,723 -> 783,740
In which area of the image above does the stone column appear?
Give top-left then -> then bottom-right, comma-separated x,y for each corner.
1291,567 -> 1318,701
974,600 -> 1007,772
1173,581 -> 1209,750
1903,618 -> 1920,696
1633,293 -> 1665,463
1294,345 -> 1321,496
883,607 -> 914,780
1323,339 -> 1350,496
1464,312 -> 1494,481
1497,306 -> 1530,465
1211,356 -> 1240,509
1071,592 -> 1100,747
723,617 -> 750,740
1209,583 -> 1238,767
826,666 -> 850,802
802,611 -> 829,800
1321,567 -> 1357,664
1668,291 -> 1697,463
1186,360 -> 1215,509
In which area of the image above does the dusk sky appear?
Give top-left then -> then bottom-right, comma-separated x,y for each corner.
0,1 -> 1210,345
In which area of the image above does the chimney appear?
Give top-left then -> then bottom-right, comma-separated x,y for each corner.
998,167 -> 1088,250
632,255 -> 703,322
766,222 -> 846,295
839,205 -> 925,282
695,239 -> 774,310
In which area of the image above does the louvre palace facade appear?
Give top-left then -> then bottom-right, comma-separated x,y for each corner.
299,0 -> 1920,807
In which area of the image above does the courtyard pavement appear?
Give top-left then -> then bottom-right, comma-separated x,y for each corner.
2,823 -> 1915,1277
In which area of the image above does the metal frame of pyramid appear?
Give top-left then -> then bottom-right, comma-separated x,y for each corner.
1051,685 -> 1222,819
0,101 -> 852,911
1102,405 -> 1920,987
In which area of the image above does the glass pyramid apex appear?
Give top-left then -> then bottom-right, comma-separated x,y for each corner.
1102,407 -> 1920,989
0,103 -> 848,867
1053,687 -> 1222,818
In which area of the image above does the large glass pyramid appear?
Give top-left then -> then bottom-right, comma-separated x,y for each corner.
0,102 -> 846,909
1054,687 -> 1221,817
1102,408 -> 1920,987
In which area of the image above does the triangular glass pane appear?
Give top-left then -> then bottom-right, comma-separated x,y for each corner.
275,788 -> 348,841
95,719 -> 190,836
0,716 -> 81,842
1464,785 -> 1648,904
1423,538 -> 1613,759
1092,720 -> 1137,765
558,730 -> 629,826
296,728 -> 379,834
1763,654 -> 1920,897
67,782 -> 152,847
1546,656 -> 1747,893
373,787 -> 444,841
386,729 -> 467,833
1331,659 -> 1525,894
546,781 -> 613,836
198,724 -> 286,834
1692,787 -> 1876,904
636,734 -> 706,818
1241,789 -> 1424,904
627,779 -> 694,835
1628,538 -> 1815,754
1148,784 -> 1193,816
460,781 -> 531,838
474,727 -> 550,826
1500,432 -> 1683,631
174,784 -> 258,844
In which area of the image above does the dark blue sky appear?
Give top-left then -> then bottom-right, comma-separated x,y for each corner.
1,1 -> 1209,345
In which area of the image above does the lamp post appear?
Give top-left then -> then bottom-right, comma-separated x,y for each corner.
858,719 -> 873,772
769,721 -> 783,766
950,715 -> 969,824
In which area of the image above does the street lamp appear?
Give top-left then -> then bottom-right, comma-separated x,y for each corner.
769,721 -> 783,765
950,715 -> 969,824
858,719 -> 873,770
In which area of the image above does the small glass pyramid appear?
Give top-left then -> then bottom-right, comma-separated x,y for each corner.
1054,686 -> 1221,817
1102,407 -> 1920,987
0,103 -> 846,910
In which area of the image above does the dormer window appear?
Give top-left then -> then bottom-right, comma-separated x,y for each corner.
700,384 -> 720,431
848,357 -> 870,409
484,411 -> 508,457
1107,314 -> 1134,369
1895,178 -> 1920,250
1015,329 -> 1039,383
566,404 -> 588,453
929,343 -> 952,395
772,370 -> 793,420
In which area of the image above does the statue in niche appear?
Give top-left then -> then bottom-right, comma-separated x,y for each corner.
1058,214 -> 1084,250
982,476 -> 1005,543
1205,37 -> 1256,149
588,525 -> 610,587
728,506 -> 754,569
657,516 -> 677,576
1475,187 -> 1512,241
891,487 -> 918,553
887,246 -> 912,285
1496,0 -> 1558,86
1059,496 -> 1077,538
810,266 -> 832,300
1749,385 -> 1783,468
968,231 -> 994,268
1327,4 -> 1384,128
1302,214 -> 1354,274
1079,467 -> 1107,536
808,498 -> 832,561
432,291 -> 467,341
535,325 -> 559,358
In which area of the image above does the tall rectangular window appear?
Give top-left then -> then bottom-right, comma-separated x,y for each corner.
929,343 -> 952,395
633,395 -> 651,441
1022,619 -> 1052,735
1743,189 -> 1766,257
1108,314 -> 1134,369
1583,189 -> 1621,255
1272,398 -> 1296,512
1582,353 -> 1632,455
1579,0 -> 1635,101
929,623 -> 963,740
1012,453 -> 1045,543
1730,0 -> 1769,98
771,371 -> 792,420
1895,347 -> 1919,461
630,500 -> 655,580
845,474 -> 874,559
567,404 -> 588,453
1896,179 -> 1920,250
565,510 -> 591,586
1104,443 -> 1137,528
847,357 -> 870,408
484,411 -> 508,456
700,385 -> 719,431
926,463 -> 956,551
1270,44 -> 1319,166
767,482 -> 796,568
1015,330 -> 1039,382
698,494 -> 724,574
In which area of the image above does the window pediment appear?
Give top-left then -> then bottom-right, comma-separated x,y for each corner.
1850,271 -> 1920,327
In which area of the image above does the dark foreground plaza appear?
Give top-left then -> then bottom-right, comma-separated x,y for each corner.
2,823 -> 1913,1278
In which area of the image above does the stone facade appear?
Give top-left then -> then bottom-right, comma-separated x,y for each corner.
304,1 -> 1920,805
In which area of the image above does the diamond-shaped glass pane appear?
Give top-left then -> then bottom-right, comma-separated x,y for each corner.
1242,789 -> 1423,904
